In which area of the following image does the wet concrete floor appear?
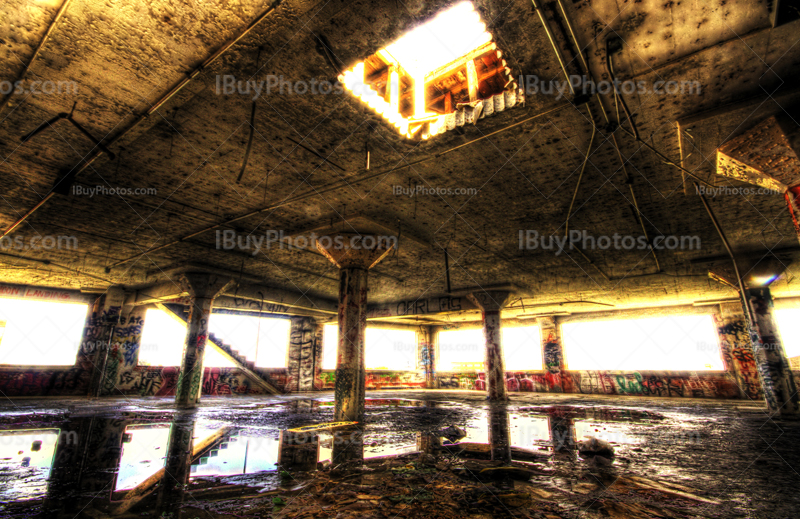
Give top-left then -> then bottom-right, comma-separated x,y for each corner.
0,391 -> 797,518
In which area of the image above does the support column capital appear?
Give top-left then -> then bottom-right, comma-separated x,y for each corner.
316,233 -> 394,270
467,290 -> 514,313
179,272 -> 233,300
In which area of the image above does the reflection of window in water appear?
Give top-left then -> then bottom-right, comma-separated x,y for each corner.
0,429 -> 59,501
574,420 -> 640,445
115,423 -> 280,491
316,432 -> 416,462
115,424 -> 171,491
509,415 -> 549,449
191,430 -> 279,476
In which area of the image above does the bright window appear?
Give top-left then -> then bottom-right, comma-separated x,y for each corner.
775,308 -> 800,358
561,314 -> 723,371
208,313 -> 290,368
436,326 -> 542,371
436,328 -> 483,371
0,299 -> 87,366
503,326 -> 542,370
138,309 -> 234,368
321,325 -> 417,370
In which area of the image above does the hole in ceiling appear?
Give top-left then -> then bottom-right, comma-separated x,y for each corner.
339,1 -> 517,140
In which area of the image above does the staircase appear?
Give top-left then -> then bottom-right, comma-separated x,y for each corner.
157,303 -> 281,395
206,333 -> 281,395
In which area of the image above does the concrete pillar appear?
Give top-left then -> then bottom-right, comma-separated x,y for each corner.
539,316 -> 570,393
467,290 -> 514,401
716,303 -> 764,401
157,412 -> 196,514
85,286 -> 125,397
418,326 -> 436,388
288,316 -> 319,392
316,234 -> 393,425
175,274 -> 233,408
312,321 -> 324,390
745,287 -> 800,416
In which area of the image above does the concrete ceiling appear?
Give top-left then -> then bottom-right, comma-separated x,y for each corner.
2,0 -> 800,313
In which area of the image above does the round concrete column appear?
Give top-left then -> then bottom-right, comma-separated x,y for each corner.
175,273 -> 232,408
316,234 -> 394,426
467,290 -> 514,401
334,266 -> 369,424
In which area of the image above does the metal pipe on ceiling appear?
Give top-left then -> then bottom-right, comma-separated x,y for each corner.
0,0 -> 73,120
694,181 -> 754,321
546,0 -> 662,273
1,0 -> 285,238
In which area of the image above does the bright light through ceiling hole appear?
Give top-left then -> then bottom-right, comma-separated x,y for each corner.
340,1 -> 515,139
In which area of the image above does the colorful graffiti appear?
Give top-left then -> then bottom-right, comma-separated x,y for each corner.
433,369 -> 742,398
316,370 -> 425,390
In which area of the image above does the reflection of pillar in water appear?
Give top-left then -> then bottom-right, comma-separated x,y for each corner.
157,413 -> 196,514
43,417 -> 96,515
332,425 -> 364,463
488,404 -> 511,464
549,415 -> 575,454
278,430 -> 320,472
416,431 -> 441,454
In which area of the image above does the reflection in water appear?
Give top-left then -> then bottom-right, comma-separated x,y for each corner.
114,421 -> 281,492
0,429 -> 59,501
488,404 -> 511,463
193,430 -> 279,476
116,424 -> 170,490
157,412 -> 195,515
0,399 -> 666,517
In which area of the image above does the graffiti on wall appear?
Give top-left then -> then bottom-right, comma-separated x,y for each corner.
433,369 -> 741,398
316,370 -> 425,390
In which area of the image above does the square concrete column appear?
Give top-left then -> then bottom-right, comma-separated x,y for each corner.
175,273 -> 233,408
467,290 -> 514,401
85,286 -> 125,397
539,315 -> 570,393
417,326 -> 436,388
316,234 -> 393,426
288,316 -> 320,392
746,287 -> 800,416
715,303 -> 764,401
